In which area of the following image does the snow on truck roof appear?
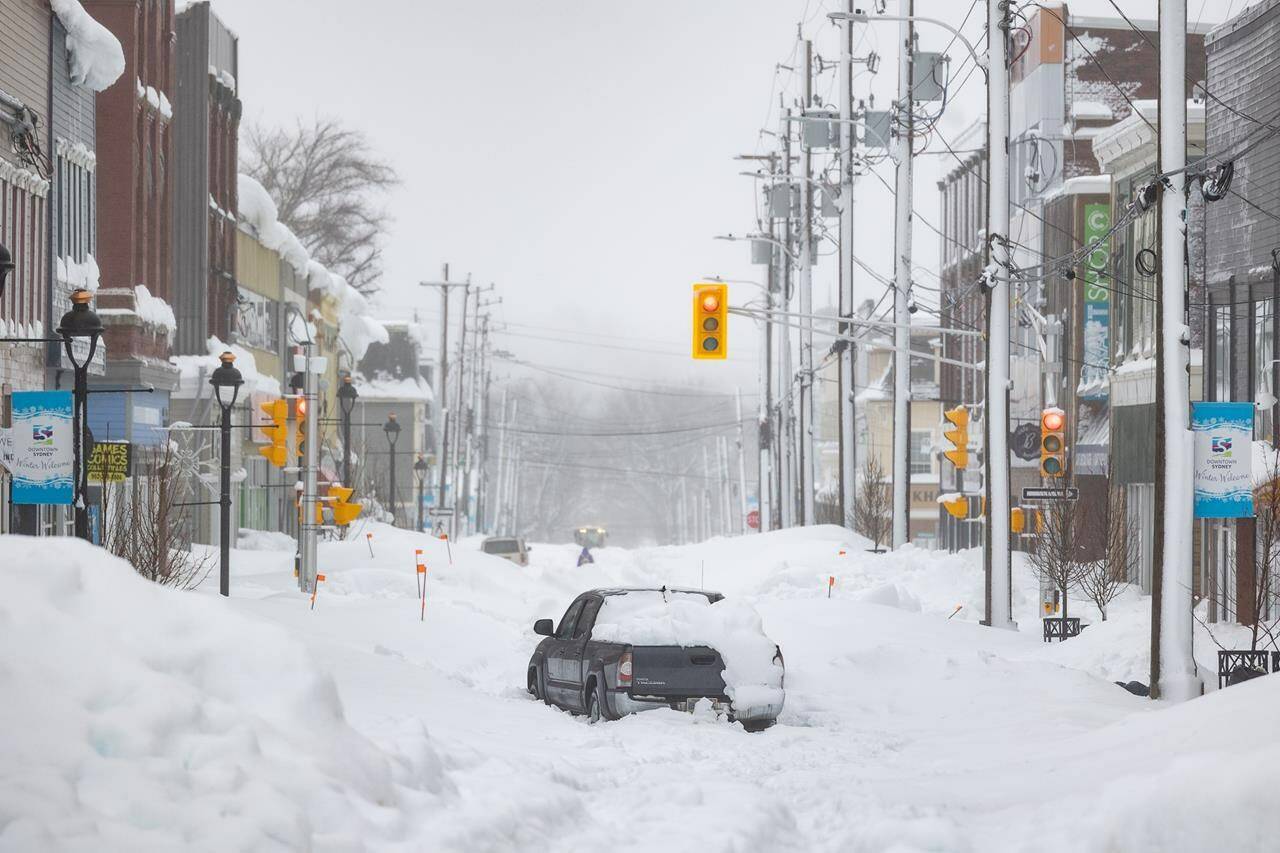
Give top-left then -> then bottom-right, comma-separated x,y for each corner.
591,587 -> 723,601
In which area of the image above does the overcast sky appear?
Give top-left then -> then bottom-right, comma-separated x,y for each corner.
208,0 -> 1240,396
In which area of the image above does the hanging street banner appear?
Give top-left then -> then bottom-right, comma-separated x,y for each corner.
1193,402 -> 1254,519
1079,203 -> 1111,400
87,441 -> 132,483
10,391 -> 75,505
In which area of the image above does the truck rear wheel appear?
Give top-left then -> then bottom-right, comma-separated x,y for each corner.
586,676 -> 612,724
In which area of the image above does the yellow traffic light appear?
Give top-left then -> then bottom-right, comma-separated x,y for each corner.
258,399 -> 288,468
1040,408 -> 1066,478
942,405 -> 969,469
1011,507 -> 1025,534
692,282 -> 728,360
329,484 -> 362,526
941,494 -> 968,519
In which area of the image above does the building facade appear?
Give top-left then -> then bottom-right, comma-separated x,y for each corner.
173,0 -> 239,355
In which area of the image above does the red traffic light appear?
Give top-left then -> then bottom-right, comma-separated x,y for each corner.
1041,410 -> 1064,432
700,293 -> 720,313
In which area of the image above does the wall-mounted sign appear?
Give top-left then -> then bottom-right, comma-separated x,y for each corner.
1079,202 -> 1111,400
10,391 -> 74,505
87,441 -> 132,483
1193,402 -> 1254,519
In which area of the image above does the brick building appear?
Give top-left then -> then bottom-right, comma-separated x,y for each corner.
173,1 -> 239,355
83,0 -> 180,444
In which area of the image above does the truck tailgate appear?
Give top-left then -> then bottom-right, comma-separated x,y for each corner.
630,646 -> 727,697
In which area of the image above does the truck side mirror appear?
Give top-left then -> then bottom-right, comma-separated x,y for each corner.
533,618 -> 554,636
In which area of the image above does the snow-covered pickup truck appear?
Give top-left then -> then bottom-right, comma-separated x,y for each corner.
527,587 -> 784,731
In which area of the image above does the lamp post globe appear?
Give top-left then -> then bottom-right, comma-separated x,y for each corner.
0,241 -> 13,301
209,351 -> 244,411
57,288 -> 104,542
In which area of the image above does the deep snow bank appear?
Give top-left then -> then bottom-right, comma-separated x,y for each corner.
0,536 -> 448,850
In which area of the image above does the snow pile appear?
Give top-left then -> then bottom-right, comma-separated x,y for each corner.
237,174 -> 310,275
170,335 -> 281,398
55,254 -> 100,292
591,591 -> 784,710
307,261 -> 388,362
132,284 -> 176,332
237,175 -> 388,362
52,0 -> 125,92
0,536 -> 449,848
357,374 -> 434,402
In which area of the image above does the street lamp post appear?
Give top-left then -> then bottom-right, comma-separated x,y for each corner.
56,288 -> 104,541
337,374 -> 358,487
414,454 -> 429,531
383,413 -> 401,526
209,352 -> 244,597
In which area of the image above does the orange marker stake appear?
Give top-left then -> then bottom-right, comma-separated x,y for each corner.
948,604 -> 964,620
439,532 -> 453,567
365,532 -> 375,558
827,576 -> 835,599
310,573 -> 326,610
414,549 -> 424,599
417,562 -> 428,621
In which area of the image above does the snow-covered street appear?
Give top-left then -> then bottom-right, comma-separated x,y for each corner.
4,526 -> 1277,852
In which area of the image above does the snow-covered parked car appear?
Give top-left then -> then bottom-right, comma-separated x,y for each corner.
527,587 -> 784,731
481,536 -> 530,566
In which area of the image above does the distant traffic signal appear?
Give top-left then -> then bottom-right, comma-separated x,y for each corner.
1040,408 -> 1066,478
691,282 -> 728,360
328,484 -> 362,526
941,405 -> 969,469
259,399 -> 288,468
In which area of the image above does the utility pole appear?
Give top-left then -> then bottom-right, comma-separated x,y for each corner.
298,344 -> 320,593
493,387 -> 509,532
891,1 -> 915,548
1152,0 -> 1199,701
779,95 -> 796,529
720,434 -> 733,533
736,387 -> 749,533
799,37 -> 817,527
984,0 -> 1015,629
838,0 -> 859,527
451,282 -> 472,539
420,265 -> 472,535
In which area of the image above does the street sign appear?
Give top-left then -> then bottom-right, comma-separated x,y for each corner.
747,509 -> 760,530
1021,486 -> 1080,502
1012,423 -> 1041,461
87,441 -> 132,483
428,507 -> 455,517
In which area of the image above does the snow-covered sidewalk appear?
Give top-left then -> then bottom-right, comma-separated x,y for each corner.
2,525 -> 1278,851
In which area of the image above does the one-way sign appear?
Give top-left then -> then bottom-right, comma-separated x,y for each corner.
1022,486 -> 1080,502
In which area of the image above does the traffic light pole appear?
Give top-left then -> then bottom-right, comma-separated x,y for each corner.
891,4 -> 914,549
299,344 -> 320,594
984,0 -> 1015,629
779,99 -> 795,530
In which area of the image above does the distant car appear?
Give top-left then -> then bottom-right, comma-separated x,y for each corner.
573,526 -> 607,548
526,587 -> 784,731
481,536 -> 531,566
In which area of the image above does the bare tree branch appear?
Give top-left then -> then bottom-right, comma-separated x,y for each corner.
242,117 -> 400,295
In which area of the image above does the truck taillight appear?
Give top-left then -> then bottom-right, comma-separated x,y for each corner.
618,650 -> 633,686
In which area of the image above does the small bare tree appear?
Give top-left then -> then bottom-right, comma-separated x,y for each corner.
1247,455 -> 1280,650
243,117 -> 400,294
1027,498 -> 1090,628
102,443 -> 212,589
1078,487 -> 1133,621
851,455 -> 892,552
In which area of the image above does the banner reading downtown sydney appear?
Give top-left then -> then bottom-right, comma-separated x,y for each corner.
7,391 -> 75,505
1192,401 -> 1254,519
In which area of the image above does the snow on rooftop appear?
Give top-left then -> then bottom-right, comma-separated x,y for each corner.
170,335 -> 282,399
1070,100 -> 1114,121
355,374 -> 433,404
52,0 -> 126,92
